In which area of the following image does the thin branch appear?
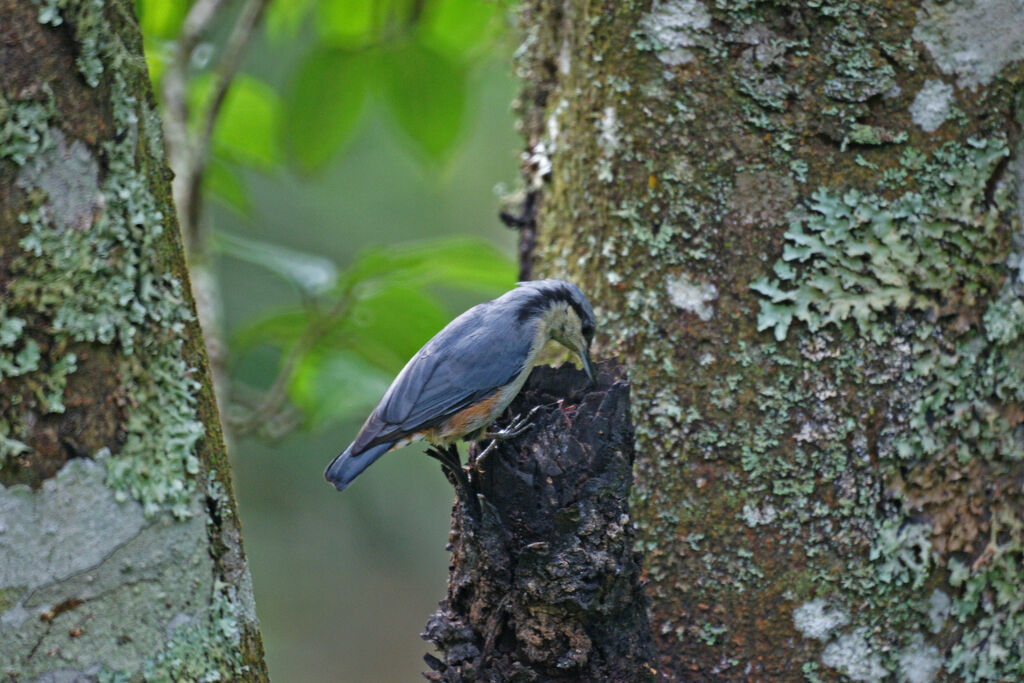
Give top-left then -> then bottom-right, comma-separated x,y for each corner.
229,286 -> 359,436
162,0 -> 231,252
184,0 -> 273,242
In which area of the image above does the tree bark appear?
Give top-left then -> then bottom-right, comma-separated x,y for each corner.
423,361 -> 656,681
516,0 -> 1023,680
0,1 -> 267,679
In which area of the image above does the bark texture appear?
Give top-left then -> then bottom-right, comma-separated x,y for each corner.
516,0 -> 1023,680
0,1 -> 266,679
422,361 -> 656,681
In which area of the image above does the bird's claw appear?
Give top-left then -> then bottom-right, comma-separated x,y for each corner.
482,405 -> 542,441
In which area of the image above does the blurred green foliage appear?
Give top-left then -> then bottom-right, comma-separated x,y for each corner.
139,0 -> 505,177
223,236 -> 515,429
134,0 -> 516,434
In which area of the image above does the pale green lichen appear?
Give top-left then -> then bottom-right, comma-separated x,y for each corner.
1,1 -> 203,514
34,0 -> 106,87
869,519 -> 932,590
108,345 -> 203,519
134,586 -> 245,682
4,85 -> 201,515
0,312 -> 40,380
946,551 -> 1024,681
752,138 -> 1008,341
0,98 -> 53,165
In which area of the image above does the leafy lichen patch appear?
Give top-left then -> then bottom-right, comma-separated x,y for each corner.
2,29 -> 202,514
752,138 -> 1009,342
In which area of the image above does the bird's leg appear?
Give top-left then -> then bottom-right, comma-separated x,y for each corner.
469,405 -> 543,506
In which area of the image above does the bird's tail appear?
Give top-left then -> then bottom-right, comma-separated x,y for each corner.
324,441 -> 394,491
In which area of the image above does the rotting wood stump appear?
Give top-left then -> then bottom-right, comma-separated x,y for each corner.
422,360 -> 656,682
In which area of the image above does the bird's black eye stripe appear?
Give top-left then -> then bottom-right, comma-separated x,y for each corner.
515,281 -> 595,337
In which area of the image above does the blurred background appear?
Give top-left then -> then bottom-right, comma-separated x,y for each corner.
136,0 -> 521,679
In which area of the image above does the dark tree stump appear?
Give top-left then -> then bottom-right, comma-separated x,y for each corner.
422,361 -> 656,682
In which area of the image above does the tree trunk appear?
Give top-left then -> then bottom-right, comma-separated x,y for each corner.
516,0 -> 1023,680
422,362 -> 656,681
0,1 -> 267,679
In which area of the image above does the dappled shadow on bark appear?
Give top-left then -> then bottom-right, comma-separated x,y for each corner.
422,361 -> 656,682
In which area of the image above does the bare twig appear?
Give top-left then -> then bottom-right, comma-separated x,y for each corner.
228,285 -> 359,436
185,0 -> 273,240
162,0 -> 230,252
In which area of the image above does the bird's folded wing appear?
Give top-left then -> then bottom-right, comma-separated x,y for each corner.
352,311 -> 533,453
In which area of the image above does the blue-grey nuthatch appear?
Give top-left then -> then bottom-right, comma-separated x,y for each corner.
325,279 -> 596,491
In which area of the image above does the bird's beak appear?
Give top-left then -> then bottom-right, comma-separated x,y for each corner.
580,345 -> 594,384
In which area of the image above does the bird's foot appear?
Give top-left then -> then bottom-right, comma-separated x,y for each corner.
482,405 -> 542,442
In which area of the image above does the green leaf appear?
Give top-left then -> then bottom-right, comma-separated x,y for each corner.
289,350 -> 390,429
381,42 -> 466,160
135,0 -> 188,40
265,0 -> 316,41
315,0 -> 375,45
212,75 -> 282,169
342,237 -> 514,294
420,0 -> 503,58
142,36 -> 168,86
343,285 -> 449,370
203,159 -> 250,215
231,310 -> 309,353
284,47 -> 369,172
212,230 -> 338,295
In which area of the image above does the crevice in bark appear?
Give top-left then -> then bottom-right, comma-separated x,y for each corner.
499,190 -> 540,281
422,361 -> 656,682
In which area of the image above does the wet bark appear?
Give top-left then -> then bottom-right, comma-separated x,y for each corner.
515,0 -> 1023,680
0,1 -> 267,679
422,361 -> 656,681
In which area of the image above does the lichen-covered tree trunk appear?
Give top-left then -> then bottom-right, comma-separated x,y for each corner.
0,1 -> 267,679
517,0 -> 1023,679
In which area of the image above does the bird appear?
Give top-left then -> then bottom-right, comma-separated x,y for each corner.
325,279 -> 596,492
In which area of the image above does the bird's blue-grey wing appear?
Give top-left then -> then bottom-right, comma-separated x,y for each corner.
348,305 -> 533,453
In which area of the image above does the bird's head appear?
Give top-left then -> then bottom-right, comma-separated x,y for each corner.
516,279 -> 596,382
